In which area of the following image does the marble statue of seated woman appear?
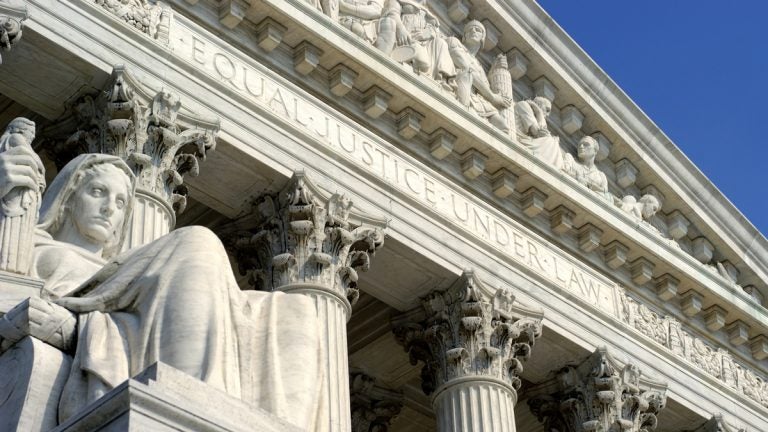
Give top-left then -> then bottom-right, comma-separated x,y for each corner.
0,150 -> 326,428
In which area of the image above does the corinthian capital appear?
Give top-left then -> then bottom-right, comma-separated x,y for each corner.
43,65 -> 219,214
227,170 -> 386,303
350,371 -> 403,432
0,0 -> 27,64
528,347 -> 667,432
393,270 -> 543,397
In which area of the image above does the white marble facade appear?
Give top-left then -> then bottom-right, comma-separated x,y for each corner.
0,0 -> 765,431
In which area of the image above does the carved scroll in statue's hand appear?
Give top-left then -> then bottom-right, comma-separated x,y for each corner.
0,145 -> 44,212
0,118 -> 44,274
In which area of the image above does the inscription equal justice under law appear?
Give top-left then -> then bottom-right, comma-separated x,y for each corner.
171,20 -> 618,316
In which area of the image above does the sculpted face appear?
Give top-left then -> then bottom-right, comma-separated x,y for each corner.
577,137 -> 598,162
463,22 -> 485,46
641,197 -> 660,220
534,97 -> 552,116
68,164 -> 130,248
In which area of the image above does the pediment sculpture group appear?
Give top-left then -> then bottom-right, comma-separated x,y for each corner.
91,0 -> 661,222
323,0 -> 662,222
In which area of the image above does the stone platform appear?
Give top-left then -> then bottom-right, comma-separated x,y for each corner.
53,363 -> 303,432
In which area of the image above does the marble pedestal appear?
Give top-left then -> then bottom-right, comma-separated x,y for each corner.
54,362 -> 303,432
0,336 -> 71,432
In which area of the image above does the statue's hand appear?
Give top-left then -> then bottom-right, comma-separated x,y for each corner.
533,127 -> 550,138
395,27 -> 411,46
0,297 -> 76,353
491,94 -> 512,109
411,29 -> 427,41
0,145 -> 45,199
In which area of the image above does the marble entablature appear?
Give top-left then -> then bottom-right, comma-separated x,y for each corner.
122,0 -> 768,321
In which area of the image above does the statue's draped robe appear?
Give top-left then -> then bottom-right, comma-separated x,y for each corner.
401,4 -> 455,80
514,100 -> 564,170
32,226 -> 326,429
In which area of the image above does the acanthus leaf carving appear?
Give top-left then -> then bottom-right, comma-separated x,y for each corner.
223,170 -> 385,303
93,0 -> 172,44
619,291 -> 768,410
42,65 -> 219,217
350,370 -> 403,432
393,270 -> 543,397
528,347 -> 667,432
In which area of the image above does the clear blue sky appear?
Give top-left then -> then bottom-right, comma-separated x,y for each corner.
536,1 -> 768,236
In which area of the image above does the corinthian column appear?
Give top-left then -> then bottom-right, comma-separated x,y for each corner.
227,171 -> 386,432
528,347 -> 667,432
46,65 -> 219,248
393,270 -> 544,432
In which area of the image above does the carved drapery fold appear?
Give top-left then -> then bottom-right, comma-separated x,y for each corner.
223,170 -> 386,432
528,347 -> 667,432
43,65 -> 219,247
393,270 -> 543,431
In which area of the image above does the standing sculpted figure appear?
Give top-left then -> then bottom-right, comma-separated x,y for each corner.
447,20 -> 511,132
0,149 -> 327,428
562,135 -> 609,199
514,96 -> 564,169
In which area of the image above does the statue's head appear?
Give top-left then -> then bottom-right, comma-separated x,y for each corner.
638,194 -> 660,220
463,20 -> 486,47
39,154 -> 136,258
577,136 -> 598,163
533,96 -> 552,116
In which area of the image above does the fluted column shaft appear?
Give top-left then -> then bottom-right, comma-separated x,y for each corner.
123,190 -> 174,249
434,378 -> 517,432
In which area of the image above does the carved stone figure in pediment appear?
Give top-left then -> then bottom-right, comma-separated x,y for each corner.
515,96 -> 551,139
619,193 -> 660,221
562,135 -> 609,198
94,0 -> 171,42
447,20 -> 512,132
514,96 -> 565,169
339,0 -> 384,44
0,150 -> 328,428
375,0 -> 455,85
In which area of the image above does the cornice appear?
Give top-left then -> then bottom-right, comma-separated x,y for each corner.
491,0 -> 768,284
153,0 -> 768,352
